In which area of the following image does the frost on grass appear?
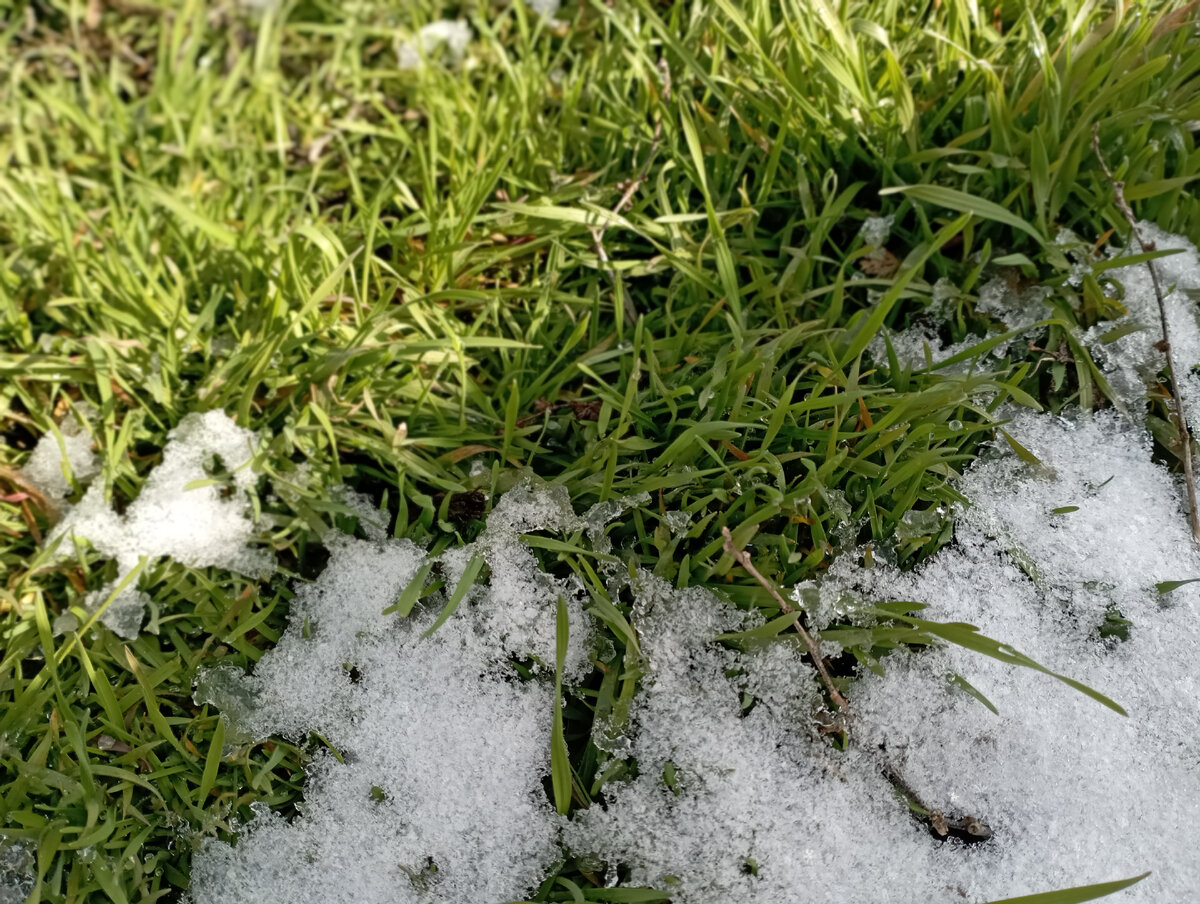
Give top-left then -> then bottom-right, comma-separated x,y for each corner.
189,482 -> 594,904
52,410 -> 268,638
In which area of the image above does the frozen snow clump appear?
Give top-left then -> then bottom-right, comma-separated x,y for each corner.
52,410 -> 269,638
858,214 -> 895,247
22,425 -> 98,501
188,482 -> 600,904
397,20 -> 472,69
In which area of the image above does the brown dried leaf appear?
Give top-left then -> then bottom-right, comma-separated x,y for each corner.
858,248 -> 900,278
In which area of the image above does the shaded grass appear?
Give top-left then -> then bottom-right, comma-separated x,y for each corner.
1,0 -> 1198,900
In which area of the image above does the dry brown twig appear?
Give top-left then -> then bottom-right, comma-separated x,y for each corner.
1091,124 -> 1200,548
720,526 -> 850,711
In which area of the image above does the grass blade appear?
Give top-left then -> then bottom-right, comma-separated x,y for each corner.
551,596 -> 572,815
881,184 -> 1044,244
980,872 -> 1150,904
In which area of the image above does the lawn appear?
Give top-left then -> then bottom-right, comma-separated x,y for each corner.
2,1 -> 1200,902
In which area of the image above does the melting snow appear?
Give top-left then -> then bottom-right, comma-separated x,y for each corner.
188,483 -> 593,904
22,419 -> 97,501
52,410 -> 268,638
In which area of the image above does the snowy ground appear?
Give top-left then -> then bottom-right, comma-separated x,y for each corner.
18,225 -> 1200,903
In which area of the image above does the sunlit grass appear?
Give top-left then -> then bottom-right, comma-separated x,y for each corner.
1,0 -> 1198,900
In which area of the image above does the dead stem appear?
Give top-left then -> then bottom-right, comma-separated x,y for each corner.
1091,124 -> 1200,548
720,526 -> 850,711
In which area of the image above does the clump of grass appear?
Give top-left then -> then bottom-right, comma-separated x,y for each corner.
1,0 -> 1198,900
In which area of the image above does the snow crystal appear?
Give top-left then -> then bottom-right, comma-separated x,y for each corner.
859,214 -> 895,247
22,425 -> 97,500
53,410 -> 268,638
396,20 -> 472,70
188,483 -> 601,904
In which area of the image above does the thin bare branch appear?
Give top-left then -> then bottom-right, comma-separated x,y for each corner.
721,527 -> 850,711
1092,124 -> 1200,548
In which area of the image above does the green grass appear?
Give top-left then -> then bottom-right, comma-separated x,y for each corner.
1,0 -> 1198,901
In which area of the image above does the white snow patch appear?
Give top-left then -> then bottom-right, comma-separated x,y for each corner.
837,410 -> 1200,900
188,483 -> 599,904
396,20 -> 472,70
22,424 -> 97,500
566,575 -> 945,902
52,410 -> 268,638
